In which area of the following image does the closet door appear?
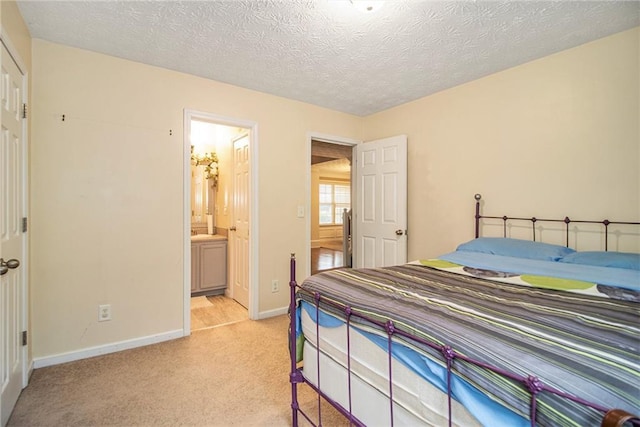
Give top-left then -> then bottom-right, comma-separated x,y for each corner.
1,41 -> 27,427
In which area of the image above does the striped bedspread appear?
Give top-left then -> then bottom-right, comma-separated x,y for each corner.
297,263 -> 640,426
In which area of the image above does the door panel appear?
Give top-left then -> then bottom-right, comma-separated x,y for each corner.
362,174 -> 375,222
354,135 -> 407,268
1,43 -> 26,427
382,173 -> 398,221
361,236 -> 375,267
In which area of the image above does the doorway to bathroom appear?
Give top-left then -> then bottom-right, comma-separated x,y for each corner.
183,110 -> 257,334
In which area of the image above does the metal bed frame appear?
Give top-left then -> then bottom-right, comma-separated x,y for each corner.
474,194 -> 638,251
289,195 -> 640,427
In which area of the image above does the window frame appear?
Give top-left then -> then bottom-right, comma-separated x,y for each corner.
319,179 -> 351,226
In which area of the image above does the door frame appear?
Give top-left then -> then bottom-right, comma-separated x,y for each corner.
305,132 -> 360,278
0,30 -> 30,392
183,110 -> 259,335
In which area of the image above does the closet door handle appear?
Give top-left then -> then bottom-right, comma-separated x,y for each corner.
229,226 -> 237,231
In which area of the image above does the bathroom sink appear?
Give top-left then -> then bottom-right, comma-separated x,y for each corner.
191,234 -> 226,242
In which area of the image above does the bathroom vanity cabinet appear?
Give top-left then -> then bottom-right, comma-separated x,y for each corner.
191,235 -> 227,295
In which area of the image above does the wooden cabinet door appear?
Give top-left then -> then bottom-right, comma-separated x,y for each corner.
199,242 -> 227,291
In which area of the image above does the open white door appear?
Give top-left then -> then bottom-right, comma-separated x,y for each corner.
354,135 -> 407,268
1,42 -> 27,427
230,134 -> 250,309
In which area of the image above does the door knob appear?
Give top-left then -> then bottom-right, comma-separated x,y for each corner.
395,229 -> 404,236
0,258 -> 20,276
229,226 -> 237,231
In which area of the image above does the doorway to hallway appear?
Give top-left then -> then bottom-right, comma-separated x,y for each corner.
308,137 -> 357,277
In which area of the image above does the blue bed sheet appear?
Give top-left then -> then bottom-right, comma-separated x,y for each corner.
439,251 -> 640,292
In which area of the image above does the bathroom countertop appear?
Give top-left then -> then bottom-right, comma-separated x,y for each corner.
190,234 -> 227,242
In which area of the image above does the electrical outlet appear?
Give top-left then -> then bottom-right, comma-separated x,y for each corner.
98,304 -> 112,322
271,279 -> 279,293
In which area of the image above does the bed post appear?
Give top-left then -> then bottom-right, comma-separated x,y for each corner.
474,194 -> 482,238
289,253 -> 302,426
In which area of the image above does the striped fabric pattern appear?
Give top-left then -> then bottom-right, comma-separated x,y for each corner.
298,264 -> 640,426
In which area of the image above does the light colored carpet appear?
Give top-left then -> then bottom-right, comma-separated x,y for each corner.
8,315 -> 346,426
190,295 -> 249,331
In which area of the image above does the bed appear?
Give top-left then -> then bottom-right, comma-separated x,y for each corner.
288,195 -> 640,427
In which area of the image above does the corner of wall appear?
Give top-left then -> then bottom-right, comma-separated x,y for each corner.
1,1 -> 32,71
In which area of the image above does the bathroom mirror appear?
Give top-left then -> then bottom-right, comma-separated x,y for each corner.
190,119 -> 221,234
191,163 -> 214,226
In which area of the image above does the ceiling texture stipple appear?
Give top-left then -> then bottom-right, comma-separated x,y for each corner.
16,1 -> 640,116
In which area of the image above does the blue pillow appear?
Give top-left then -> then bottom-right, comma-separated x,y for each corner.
456,237 -> 575,261
558,251 -> 640,271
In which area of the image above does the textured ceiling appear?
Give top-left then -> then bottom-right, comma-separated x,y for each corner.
16,1 -> 640,116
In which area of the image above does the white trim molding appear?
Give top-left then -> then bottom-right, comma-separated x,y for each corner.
33,330 -> 184,369
258,306 -> 288,319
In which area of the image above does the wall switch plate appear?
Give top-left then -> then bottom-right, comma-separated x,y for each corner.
297,205 -> 304,218
271,280 -> 279,293
98,304 -> 112,322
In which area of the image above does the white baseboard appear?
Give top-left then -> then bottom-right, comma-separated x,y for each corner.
257,306 -> 288,319
32,309 -> 289,368
24,358 -> 34,387
32,329 -> 184,369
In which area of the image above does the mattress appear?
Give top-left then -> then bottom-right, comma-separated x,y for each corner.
300,306 -> 483,427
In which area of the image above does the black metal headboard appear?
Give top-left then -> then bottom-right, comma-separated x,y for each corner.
474,194 -> 640,251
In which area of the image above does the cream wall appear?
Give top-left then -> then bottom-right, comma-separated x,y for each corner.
22,21 -> 640,362
1,1 -> 31,70
30,39 -> 362,360
364,27 -> 640,259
